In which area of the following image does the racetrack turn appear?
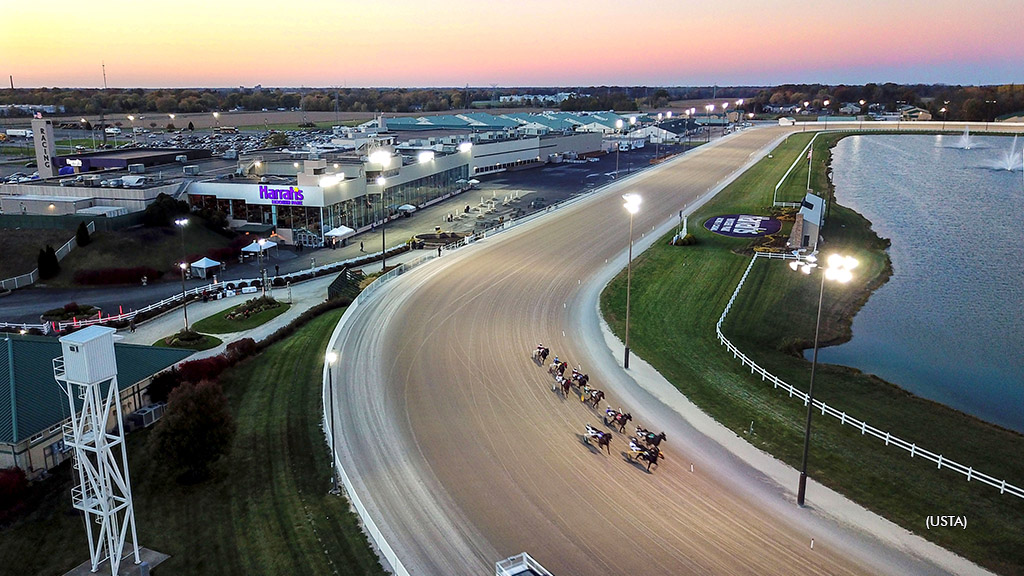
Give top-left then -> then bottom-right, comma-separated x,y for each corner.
328,126 -> 988,576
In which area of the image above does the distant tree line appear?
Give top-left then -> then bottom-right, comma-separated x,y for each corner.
746,83 -> 1024,121
1,84 -> 1021,120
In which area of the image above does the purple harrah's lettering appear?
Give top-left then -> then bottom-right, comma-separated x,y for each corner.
259,185 -> 305,206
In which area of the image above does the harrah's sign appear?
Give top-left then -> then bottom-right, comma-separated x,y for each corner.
259,185 -> 305,206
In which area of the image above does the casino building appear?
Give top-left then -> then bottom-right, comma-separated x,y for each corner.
186,130 -> 600,246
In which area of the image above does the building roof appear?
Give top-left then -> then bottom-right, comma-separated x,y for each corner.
0,334 -> 192,444
799,192 -> 825,227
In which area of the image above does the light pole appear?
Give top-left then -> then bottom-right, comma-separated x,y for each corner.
687,108 -> 696,148
174,217 -> 190,331
168,113 -> 175,131
81,118 -> 95,150
705,104 -> 714,142
655,112 -> 662,158
212,111 -> 220,132
859,100 -> 866,130
258,238 -> 267,296
822,100 -> 830,130
627,116 -> 636,173
127,115 -> 135,144
614,119 -> 623,178
622,193 -> 641,369
940,107 -> 947,131
789,252 -> 858,506
326,351 -> 339,494
369,150 -> 392,270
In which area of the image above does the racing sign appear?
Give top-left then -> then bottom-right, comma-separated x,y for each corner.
704,214 -> 781,237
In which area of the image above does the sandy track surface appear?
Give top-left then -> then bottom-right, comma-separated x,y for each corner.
328,126 -> 986,575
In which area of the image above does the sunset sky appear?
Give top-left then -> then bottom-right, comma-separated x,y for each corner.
4,0 -> 1021,88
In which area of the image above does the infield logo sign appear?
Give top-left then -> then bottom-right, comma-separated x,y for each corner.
704,214 -> 781,237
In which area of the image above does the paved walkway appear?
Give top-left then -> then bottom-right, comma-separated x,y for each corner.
120,248 -> 425,360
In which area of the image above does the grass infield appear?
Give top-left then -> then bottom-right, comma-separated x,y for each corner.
601,132 -> 1024,575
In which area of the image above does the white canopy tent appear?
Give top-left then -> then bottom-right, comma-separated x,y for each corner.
189,257 -> 222,279
324,225 -> 356,240
397,204 -> 416,213
242,239 -> 277,253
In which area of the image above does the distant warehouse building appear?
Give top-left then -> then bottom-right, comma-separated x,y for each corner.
186,130 -> 600,247
0,148 -> 210,217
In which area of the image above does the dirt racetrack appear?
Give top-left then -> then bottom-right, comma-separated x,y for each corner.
327,125 -> 988,576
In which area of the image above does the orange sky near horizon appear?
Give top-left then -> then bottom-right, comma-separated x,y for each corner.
3,0 -> 1022,88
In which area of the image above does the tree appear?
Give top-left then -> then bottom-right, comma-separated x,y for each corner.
0,467 -> 29,522
266,132 -> 289,147
149,380 -> 235,481
75,221 -> 91,247
37,245 -> 60,279
142,192 -> 189,227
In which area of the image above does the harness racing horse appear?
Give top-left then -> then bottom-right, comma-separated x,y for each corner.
548,359 -> 563,375
628,438 -> 663,471
605,407 -> 633,433
561,376 -> 573,397
635,426 -> 667,448
584,424 -> 612,454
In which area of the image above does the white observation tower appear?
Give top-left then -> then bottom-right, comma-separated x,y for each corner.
54,326 -> 141,574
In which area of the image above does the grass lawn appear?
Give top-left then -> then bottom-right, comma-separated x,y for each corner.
43,216 -> 233,288
601,132 -> 1024,575
191,301 -> 291,334
0,228 -> 80,279
0,307 -> 387,576
153,332 -> 223,351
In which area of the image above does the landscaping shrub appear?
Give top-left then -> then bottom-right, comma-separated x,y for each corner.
272,277 -> 286,287
255,296 -> 351,352
75,221 -> 91,247
224,338 -> 257,364
142,193 -> 189,227
148,368 -> 182,404
149,379 -> 235,482
0,467 -> 29,523
178,355 -> 230,384
224,296 -> 279,321
41,302 -> 97,321
671,233 -> 697,246
37,245 -> 60,280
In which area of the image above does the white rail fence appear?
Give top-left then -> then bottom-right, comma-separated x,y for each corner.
0,221 -> 96,291
717,252 -> 1023,499
1,244 -> 398,334
322,252 -> 444,576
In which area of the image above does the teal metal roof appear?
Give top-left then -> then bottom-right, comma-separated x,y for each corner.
460,113 -> 519,129
0,334 -> 192,444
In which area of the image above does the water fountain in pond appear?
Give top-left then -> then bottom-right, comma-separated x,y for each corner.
951,126 -> 978,149
979,135 -> 1024,171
